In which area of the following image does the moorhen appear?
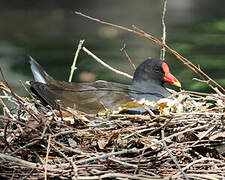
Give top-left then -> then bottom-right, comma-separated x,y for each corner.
28,57 -> 181,113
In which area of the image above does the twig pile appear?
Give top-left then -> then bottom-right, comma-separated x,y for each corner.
0,74 -> 225,179
1,10 -> 225,180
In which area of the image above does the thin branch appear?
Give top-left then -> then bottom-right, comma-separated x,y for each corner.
174,157 -> 224,177
99,173 -> 159,180
108,157 -> 138,168
69,40 -> 85,82
160,0 -> 167,60
44,135 -> 52,180
120,43 -> 136,70
82,46 -> 133,79
0,152 -> 67,173
0,152 -> 42,168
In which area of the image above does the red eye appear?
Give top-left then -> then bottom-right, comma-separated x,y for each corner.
153,66 -> 160,73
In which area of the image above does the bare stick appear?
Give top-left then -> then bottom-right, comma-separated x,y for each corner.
108,157 -> 138,168
187,174 -> 222,180
120,44 -> 136,70
100,173 -> 157,180
0,152 -> 42,167
0,152 -> 67,172
160,0 -> 167,60
174,157 -> 223,177
69,40 -> 85,82
44,135 -> 52,180
82,46 -> 133,79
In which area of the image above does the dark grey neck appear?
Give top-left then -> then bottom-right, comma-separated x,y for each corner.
130,80 -> 171,102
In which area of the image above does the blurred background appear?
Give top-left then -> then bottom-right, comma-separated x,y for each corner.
1,0 -> 225,97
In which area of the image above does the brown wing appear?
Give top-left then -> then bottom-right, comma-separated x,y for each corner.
30,80 -> 132,113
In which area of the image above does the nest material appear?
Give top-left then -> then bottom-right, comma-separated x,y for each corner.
0,80 -> 225,180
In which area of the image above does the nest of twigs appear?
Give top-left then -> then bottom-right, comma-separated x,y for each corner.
0,70 -> 225,180
1,11 -> 225,180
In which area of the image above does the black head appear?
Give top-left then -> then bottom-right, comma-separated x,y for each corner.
132,58 -> 181,88
132,58 -> 165,85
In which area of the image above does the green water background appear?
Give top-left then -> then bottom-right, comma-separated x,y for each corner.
1,0 -> 225,97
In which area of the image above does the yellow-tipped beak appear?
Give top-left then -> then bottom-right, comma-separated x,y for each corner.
164,72 -> 181,88
172,81 -> 181,88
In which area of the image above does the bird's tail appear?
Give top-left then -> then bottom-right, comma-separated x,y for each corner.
29,56 -> 55,84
